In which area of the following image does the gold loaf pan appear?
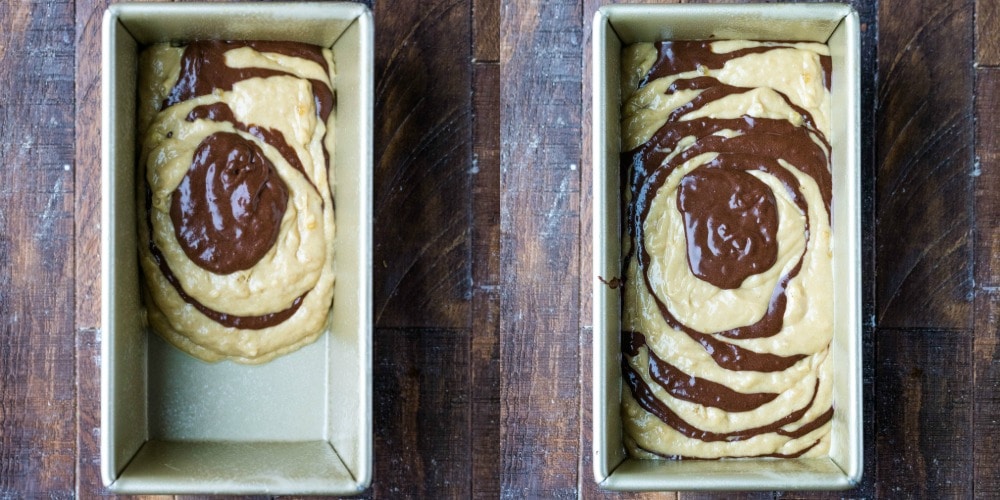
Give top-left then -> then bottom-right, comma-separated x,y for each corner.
100,2 -> 373,494
591,3 -> 862,491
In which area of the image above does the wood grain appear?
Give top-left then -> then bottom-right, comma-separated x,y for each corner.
0,0 -> 77,496
75,327 -> 107,497
974,291 -> 1000,498
856,324 -> 879,499
472,63 -> 501,290
472,61 -> 502,499
474,0 -> 500,62
371,328 -> 471,498
977,0 -> 1000,66
74,0 -> 115,329
853,0 -> 880,332
854,4 -> 880,495
578,4 -> 604,491
974,68 -> 1000,498
876,328 -> 973,498
500,0 -> 582,497
875,0 -> 975,329
372,0 -> 473,329
975,68 -> 1000,287
74,0 -> 106,332
73,1 -> 109,496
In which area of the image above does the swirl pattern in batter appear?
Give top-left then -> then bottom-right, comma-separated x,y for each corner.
137,41 -> 336,364
619,40 -> 835,459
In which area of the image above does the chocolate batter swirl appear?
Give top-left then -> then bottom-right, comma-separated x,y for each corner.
145,186 -> 307,330
164,40 -> 334,122
639,40 -> 833,91
620,41 -> 834,458
171,132 -> 288,274
623,331 -> 779,412
677,167 -> 779,290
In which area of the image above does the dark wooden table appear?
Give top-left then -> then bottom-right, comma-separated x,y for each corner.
1,0 -> 996,497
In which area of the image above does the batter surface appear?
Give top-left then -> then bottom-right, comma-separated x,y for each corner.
620,40 -> 834,459
137,41 -> 336,364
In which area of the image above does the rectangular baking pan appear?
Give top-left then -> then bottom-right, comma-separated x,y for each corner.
592,3 -> 862,491
101,2 -> 373,494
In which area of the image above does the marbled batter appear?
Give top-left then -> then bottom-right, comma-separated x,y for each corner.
137,41 -> 336,364
620,40 -> 834,459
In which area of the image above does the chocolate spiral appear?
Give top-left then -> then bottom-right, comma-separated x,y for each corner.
171,132 -> 288,274
677,167 -> 778,290
621,41 -> 834,457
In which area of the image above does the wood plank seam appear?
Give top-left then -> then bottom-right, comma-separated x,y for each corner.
972,63 -> 1000,497
471,58 -> 501,499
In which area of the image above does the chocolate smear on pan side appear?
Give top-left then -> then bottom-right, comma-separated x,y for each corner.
621,42 -> 834,457
144,40 -> 336,330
